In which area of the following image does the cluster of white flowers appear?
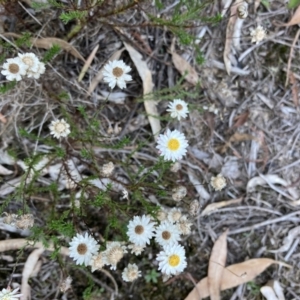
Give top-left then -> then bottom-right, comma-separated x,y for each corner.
156,99 -> 190,162
126,209 -> 192,279
68,233 -> 140,282
1,52 -> 45,81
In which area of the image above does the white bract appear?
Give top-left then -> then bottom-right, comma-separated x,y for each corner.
128,243 -> 145,256
211,174 -> 227,191
176,215 -> 193,235
102,60 -> 132,89
122,263 -> 141,282
1,57 -> 27,81
156,129 -> 188,162
167,208 -> 182,223
103,242 -> 127,270
27,61 -> 46,79
0,287 -> 22,300
250,25 -> 266,44
68,232 -> 99,266
167,99 -> 189,121
156,244 -> 187,276
90,252 -> 106,272
18,52 -> 39,72
127,215 -> 155,246
49,119 -> 71,139
155,220 -> 180,247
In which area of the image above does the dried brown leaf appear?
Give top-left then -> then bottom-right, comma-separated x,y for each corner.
78,44 -> 99,82
21,247 -> 44,300
275,6 -> 300,26
289,72 -> 299,107
224,0 -> 239,74
230,110 -> 249,131
170,39 -> 199,85
201,197 -> 243,216
185,259 -> 291,300
124,42 -> 161,137
208,230 -> 228,300
221,132 -> 255,153
3,33 -> 85,61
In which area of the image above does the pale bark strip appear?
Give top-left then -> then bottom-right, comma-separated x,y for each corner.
208,230 -> 228,300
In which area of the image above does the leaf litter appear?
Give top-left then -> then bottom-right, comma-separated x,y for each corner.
1,0 -> 300,299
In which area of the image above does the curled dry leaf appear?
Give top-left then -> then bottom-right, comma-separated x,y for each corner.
269,225 -> 300,253
246,174 -> 299,200
170,39 -> 199,85
3,33 -> 85,61
260,280 -> 285,300
21,247 -> 44,300
261,287 -> 280,300
201,197 -> 243,216
0,165 -> 13,175
208,230 -> 228,300
124,42 -> 161,137
185,258 -> 291,300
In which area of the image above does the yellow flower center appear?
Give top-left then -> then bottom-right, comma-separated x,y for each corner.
54,122 -> 66,133
135,225 -> 144,235
167,138 -> 180,151
168,254 -> 180,267
112,67 -> 123,78
162,231 -> 171,240
175,104 -> 183,111
9,63 -> 19,74
77,243 -> 87,255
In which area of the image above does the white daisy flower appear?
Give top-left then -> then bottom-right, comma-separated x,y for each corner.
128,243 -> 145,256
167,208 -> 182,223
0,287 -> 22,299
122,263 -> 141,282
18,52 -> 39,72
90,252 -> 106,272
210,174 -> 226,191
102,59 -> 132,89
127,215 -> 156,246
155,220 -> 180,247
156,244 -> 187,276
49,118 -> 71,139
156,129 -> 188,162
250,25 -> 266,44
167,99 -> 189,121
103,241 -> 127,270
68,232 -> 99,266
176,215 -> 193,235
26,61 -> 46,79
1,57 -> 27,81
